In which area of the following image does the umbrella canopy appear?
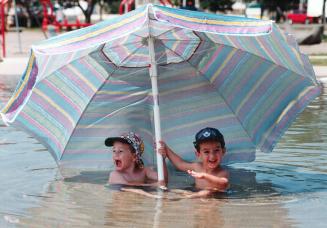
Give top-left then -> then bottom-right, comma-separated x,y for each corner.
1,5 -> 321,172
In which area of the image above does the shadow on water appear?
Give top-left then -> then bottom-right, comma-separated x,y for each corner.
227,167 -> 278,198
15,165 -> 315,227
60,164 -> 327,199
63,170 -> 110,185
228,165 -> 327,198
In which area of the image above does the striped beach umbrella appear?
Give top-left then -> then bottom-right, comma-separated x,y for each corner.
0,5 -> 321,180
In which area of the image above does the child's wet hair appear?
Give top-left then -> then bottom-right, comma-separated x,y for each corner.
194,139 -> 225,151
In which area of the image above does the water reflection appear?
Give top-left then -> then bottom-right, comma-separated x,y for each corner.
227,167 -> 279,198
17,167 -> 296,227
63,170 -> 109,185
279,82 -> 327,146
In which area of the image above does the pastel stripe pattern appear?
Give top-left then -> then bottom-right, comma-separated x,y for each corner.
153,5 -> 272,35
1,4 -> 321,170
1,52 -> 38,122
14,55 -> 108,161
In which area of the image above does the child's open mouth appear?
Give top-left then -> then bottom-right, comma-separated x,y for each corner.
114,160 -> 122,168
208,160 -> 217,168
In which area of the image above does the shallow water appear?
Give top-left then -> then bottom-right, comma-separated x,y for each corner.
0,75 -> 327,227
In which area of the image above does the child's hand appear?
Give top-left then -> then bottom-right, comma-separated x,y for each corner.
187,170 -> 206,179
156,141 -> 167,158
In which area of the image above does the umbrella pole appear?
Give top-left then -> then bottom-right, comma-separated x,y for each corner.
148,36 -> 165,187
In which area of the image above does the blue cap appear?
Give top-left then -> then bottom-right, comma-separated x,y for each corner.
193,127 -> 225,148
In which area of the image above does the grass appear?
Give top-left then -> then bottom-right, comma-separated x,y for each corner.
309,58 -> 327,66
305,35 -> 327,65
308,35 -> 327,65
323,34 -> 327,42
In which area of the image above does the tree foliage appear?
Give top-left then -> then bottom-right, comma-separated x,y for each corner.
12,0 -> 43,27
13,0 -> 327,27
58,0 -> 97,23
57,0 -> 120,23
200,0 -> 235,12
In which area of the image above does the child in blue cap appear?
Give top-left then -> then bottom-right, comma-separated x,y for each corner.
159,127 -> 229,194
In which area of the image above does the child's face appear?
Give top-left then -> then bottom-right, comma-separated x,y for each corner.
196,141 -> 225,170
112,141 -> 136,171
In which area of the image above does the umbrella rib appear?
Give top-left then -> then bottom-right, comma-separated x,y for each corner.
149,23 -> 185,39
104,27 -> 195,50
148,22 -> 200,43
161,42 -> 257,148
103,40 -> 144,50
156,38 -> 201,42
59,67 -> 118,161
152,25 -> 312,82
59,35 -> 314,159
86,94 -> 150,128
156,43 -> 216,65
153,26 -> 202,43
92,41 -> 148,66
159,34 -> 316,151
59,45 -> 149,161
123,25 -> 190,41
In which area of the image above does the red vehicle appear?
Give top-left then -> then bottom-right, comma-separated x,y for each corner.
40,0 -> 91,33
287,10 -> 315,24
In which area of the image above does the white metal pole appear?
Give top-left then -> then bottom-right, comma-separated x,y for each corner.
148,36 -> 165,186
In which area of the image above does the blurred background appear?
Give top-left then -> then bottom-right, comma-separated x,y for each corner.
2,1 -> 327,29
2,0 -> 327,62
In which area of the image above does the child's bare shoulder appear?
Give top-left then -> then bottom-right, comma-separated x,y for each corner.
216,167 -> 229,177
109,170 -> 119,177
108,170 -> 125,183
143,166 -> 158,179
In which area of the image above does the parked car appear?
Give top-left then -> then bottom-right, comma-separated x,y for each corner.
287,10 -> 315,24
8,1 -> 43,28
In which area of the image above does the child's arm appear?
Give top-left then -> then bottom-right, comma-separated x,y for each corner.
159,141 -> 195,172
121,188 -> 164,199
145,158 -> 168,185
188,170 -> 229,191
163,157 -> 168,185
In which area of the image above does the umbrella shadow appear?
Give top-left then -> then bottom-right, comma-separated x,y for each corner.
62,170 -> 110,185
60,164 -> 327,199
227,165 -> 327,198
227,167 -> 278,198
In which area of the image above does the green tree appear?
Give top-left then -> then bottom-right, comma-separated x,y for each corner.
200,0 -> 235,12
256,0 -> 300,20
259,0 -> 301,12
57,0 -> 120,23
58,0 -> 97,23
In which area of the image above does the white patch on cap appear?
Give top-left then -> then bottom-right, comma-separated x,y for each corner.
203,131 -> 210,137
